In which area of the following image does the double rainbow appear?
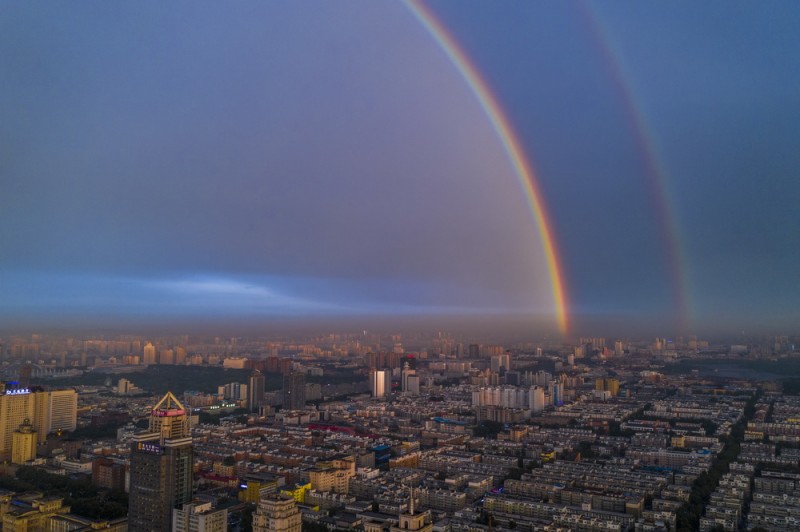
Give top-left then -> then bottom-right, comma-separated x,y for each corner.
406,1 -> 569,335
579,3 -> 691,330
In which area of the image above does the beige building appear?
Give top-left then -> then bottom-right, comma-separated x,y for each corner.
0,391 -> 34,460
2,497 -> 70,532
0,387 -> 76,459
252,494 -> 301,532
308,457 -> 355,494
33,389 -> 78,442
11,419 -> 37,464
173,500 -> 227,532
143,342 -> 157,365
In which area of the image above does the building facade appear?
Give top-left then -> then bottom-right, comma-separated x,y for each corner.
248,371 -> 266,412
282,372 -> 305,410
173,500 -> 227,532
252,494 -> 301,532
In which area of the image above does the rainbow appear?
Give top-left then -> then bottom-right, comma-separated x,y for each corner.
580,4 -> 691,330
405,0 -> 569,335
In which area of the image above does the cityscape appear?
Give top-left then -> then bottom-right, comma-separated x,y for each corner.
0,332 -> 799,532
2,2 -> 799,532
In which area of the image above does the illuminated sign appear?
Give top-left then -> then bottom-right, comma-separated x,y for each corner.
151,409 -> 186,417
137,442 -> 163,455
5,388 -> 30,395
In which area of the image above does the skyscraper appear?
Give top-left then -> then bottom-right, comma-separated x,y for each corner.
129,391 -> 193,532
248,370 -> 265,412
282,372 -> 305,410
371,369 -> 391,399
401,362 -> 419,396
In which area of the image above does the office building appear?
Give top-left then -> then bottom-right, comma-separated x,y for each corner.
33,389 -> 77,441
129,391 -> 193,532
248,371 -> 265,412
282,372 -> 306,410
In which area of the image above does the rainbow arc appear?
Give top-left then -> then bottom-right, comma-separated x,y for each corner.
406,1 -> 569,334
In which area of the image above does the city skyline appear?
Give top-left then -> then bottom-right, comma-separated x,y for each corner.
1,1 -> 798,336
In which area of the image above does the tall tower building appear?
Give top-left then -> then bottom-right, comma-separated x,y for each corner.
371,369 -> 389,399
143,343 -> 157,366
401,362 -> 419,396
11,419 -> 36,464
248,370 -> 266,412
252,494 -> 301,532
129,392 -> 194,532
282,372 -> 305,410
175,346 -> 187,365
529,385 -> 545,414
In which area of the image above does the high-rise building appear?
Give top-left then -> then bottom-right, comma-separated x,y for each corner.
529,386 -> 545,414
0,386 -> 77,460
175,347 -> 187,365
248,371 -> 265,412
160,349 -> 175,365
371,369 -> 390,399
282,372 -> 305,410
401,363 -> 419,396
129,391 -> 194,532
595,378 -> 620,397
550,381 -> 563,406
143,343 -> 157,366
11,418 -> 36,464
33,389 -> 77,442
220,382 -> 248,402
252,494 -> 301,532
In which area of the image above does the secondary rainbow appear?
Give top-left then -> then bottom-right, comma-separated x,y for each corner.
580,3 -> 692,330
406,0 -> 569,335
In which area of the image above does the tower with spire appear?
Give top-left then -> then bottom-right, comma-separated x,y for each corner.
390,482 -> 432,532
129,391 -> 194,532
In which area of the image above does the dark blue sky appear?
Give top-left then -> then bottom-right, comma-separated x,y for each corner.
1,1 -> 798,335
